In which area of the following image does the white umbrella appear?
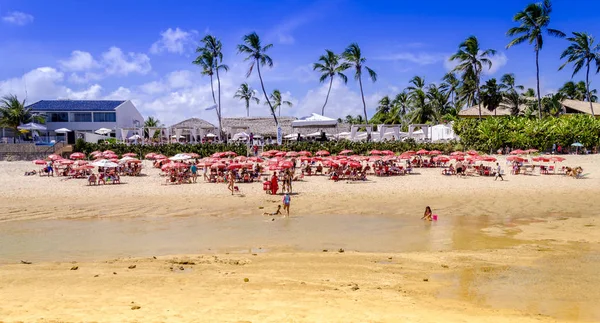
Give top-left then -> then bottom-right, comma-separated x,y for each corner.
119,156 -> 136,163
205,133 -> 217,137
128,134 -> 141,140
169,153 -> 191,161
17,122 -> 47,131
95,128 -> 112,135
54,128 -> 72,133
91,159 -> 119,168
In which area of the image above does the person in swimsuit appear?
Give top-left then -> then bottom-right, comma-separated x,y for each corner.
282,193 -> 291,217
421,206 -> 432,221
227,170 -> 235,195
263,205 -> 282,216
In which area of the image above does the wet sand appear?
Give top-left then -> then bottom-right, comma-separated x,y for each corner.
0,155 -> 599,322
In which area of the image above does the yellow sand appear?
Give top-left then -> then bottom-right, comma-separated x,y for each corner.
0,154 -> 599,323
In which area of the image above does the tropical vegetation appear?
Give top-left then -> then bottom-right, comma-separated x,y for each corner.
0,95 -> 44,143
233,83 -> 260,117
313,50 -> 350,116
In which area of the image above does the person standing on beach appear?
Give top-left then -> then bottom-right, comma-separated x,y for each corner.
270,173 -> 279,195
227,170 -> 235,195
282,193 -> 291,217
190,163 -> 198,183
495,163 -> 504,181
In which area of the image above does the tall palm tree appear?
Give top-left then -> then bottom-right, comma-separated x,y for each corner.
192,51 -> 217,105
427,84 -> 452,118
391,92 -> 410,120
376,96 -> 392,115
499,73 -> 525,115
237,32 -> 278,125
313,50 -> 350,115
144,117 -> 161,127
234,83 -> 260,117
267,89 -> 293,117
406,76 -> 436,124
457,78 -> 478,108
200,35 -> 228,138
481,78 -> 503,115
0,95 -> 43,142
506,0 -> 565,119
559,32 -> 600,116
342,43 -> 377,123
450,35 -> 496,119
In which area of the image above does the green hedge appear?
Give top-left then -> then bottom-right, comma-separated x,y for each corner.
453,115 -> 600,152
74,139 -> 462,157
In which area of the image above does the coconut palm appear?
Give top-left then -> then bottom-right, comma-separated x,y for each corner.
450,35 -> 496,119
559,32 -> 600,116
481,78 -> 503,115
499,73 -> 525,93
457,77 -> 478,108
234,83 -> 260,117
200,35 -> 228,138
342,43 -> 377,123
440,73 -> 461,107
237,32 -> 278,124
427,84 -> 452,118
506,0 -> 565,119
144,117 -> 161,127
267,89 -> 293,117
313,50 -> 350,115
0,95 -> 43,142
192,51 -> 218,105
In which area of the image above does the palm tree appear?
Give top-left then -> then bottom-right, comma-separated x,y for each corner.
267,89 -> 293,117
559,32 -> 600,116
427,84 -> 452,118
193,51 -> 217,105
457,77 -> 478,108
450,35 -> 496,119
344,115 -> 355,124
440,72 -> 461,108
144,117 -> 162,139
234,83 -> 260,117
200,35 -> 228,139
499,73 -> 525,93
0,95 -> 43,142
503,90 -> 525,116
342,43 -> 377,123
406,76 -> 436,124
506,0 -> 565,119
237,32 -> 278,125
313,50 -> 350,115
391,92 -> 410,123
481,78 -> 503,115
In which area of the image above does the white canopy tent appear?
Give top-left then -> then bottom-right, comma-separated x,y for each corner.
291,113 -> 338,127
17,122 -> 47,131
232,132 -> 249,141
95,128 -> 112,135
54,128 -> 72,134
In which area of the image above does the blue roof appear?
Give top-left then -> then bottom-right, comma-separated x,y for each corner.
27,100 -> 126,112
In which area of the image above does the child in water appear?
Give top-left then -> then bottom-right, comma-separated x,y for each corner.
283,193 -> 291,217
421,206 -> 433,221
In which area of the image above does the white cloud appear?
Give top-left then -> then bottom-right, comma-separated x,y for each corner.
59,51 -> 99,71
150,28 -> 197,54
167,70 -> 194,89
64,84 -> 103,100
102,47 -> 151,76
375,52 -> 446,65
2,11 -> 34,26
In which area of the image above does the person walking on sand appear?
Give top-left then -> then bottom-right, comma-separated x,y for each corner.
190,163 -> 198,183
227,170 -> 235,195
282,193 -> 291,217
495,163 -> 504,181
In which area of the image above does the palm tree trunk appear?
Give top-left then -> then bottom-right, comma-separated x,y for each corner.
246,101 -> 250,117
215,66 -> 224,142
358,74 -> 368,123
476,77 -> 482,120
586,61 -> 595,116
535,49 -> 542,120
322,77 -> 333,116
209,75 -> 217,105
256,60 -> 278,125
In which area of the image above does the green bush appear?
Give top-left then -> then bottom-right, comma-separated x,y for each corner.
73,142 -> 248,158
453,115 -> 600,152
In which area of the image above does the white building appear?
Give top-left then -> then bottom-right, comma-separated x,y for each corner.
27,100 -> 144,143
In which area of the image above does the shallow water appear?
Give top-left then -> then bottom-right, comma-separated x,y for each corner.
0,213 -> 517,263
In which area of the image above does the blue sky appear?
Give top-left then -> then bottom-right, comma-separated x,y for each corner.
2,0 -> 600,125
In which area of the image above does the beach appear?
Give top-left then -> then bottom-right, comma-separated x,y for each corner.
1,155 -> 599,322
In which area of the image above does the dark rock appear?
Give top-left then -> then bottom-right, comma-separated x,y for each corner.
70,266 -> 79,270
128,265 -> 136,269
338,248 -> 345,253
131,305 -> 141,310
244,278 -> 249,282
423,278 -> 429,282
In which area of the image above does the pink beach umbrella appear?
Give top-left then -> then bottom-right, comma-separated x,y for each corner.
429,150 -> 442,156
59,159 -> 74,165
227,163 -> 244,170
103,150 -> 115,154
368,150 -> 382,155
298,151 -> 312,156
247,156 -> 264,163
510,149 -> 526,155
339,150 -> 353,155
381,150 -> 395,156
279,161 -> 294,169
285,151 -> 299,157
33,159 -> 47,165
70,152 -> 86,160
122,152 -> 137,157
467,150 -> 479,156
416,149 -> 429,155
275,151 -> 287,157
450,151 -> 465,156
145,153 -> 157,159
450,155 -> 465,161
404,150 -> 416,155
316,150 -> 330,156
48,154 -> 62,160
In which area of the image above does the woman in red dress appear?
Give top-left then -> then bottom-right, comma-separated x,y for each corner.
270,173 -> 279,195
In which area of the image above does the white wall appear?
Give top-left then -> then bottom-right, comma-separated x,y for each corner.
431,124 -> 456,142
116,101 -> 144,131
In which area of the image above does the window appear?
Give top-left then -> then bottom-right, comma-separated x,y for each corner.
93,112 -> 116,122
73,112 -> 92,122
49,112 -> 68,122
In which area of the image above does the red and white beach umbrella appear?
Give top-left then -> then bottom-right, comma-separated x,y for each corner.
48,154 -> 62,160
450,151 -> 465,156
145,153 -> 157,159
550,156 -> 565,162
416,149 -> 429,155
510,149 -> 526,155
316,150 -> 330,156
339,149 -> 353,155
122,153 -> 137,158
466,150 -> 479,156
247,156 -> 264,163
70,152 -> 86,160
450,155 -> 465,161
368,150 -> 382,155
404,150 -> 416,155
298,151 -> 312,156
211,152 -> 226,158
275,151 -> 287,157
33,159 -> 46,165
279,161 -> 294,169
429,150 -> 442,156
227,163 -> 244,170
285,151 -> 299,157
